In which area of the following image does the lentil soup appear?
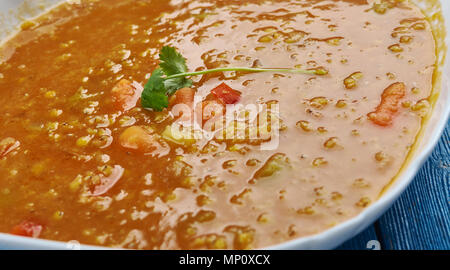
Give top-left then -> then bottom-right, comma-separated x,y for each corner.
0,0 -> 436,249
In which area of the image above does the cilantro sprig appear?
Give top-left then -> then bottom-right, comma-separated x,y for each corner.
141,46 -> 193,111
141,46 -> 327,111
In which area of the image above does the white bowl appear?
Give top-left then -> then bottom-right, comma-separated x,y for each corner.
0,0 -> 448,250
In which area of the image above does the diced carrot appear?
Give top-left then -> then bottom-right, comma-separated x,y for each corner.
111,79 -> 143,112
211,83 -> 241,104
11,221 -> 43,238
368,82 -> 406,126
169,87 -> 196,108
119,126 -> 168,156
169,88 -> 196,123
0,137 -> 20,158
119,126 -> 157,151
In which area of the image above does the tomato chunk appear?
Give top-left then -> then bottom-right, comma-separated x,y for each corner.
211,83 -> 241,104
11,221 -> 43,238
368,82 -> 406,126
111,79 -> 143,112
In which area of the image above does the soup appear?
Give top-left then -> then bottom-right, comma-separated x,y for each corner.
0,0 -> 436,249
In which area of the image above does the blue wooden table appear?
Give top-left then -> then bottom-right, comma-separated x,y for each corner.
337,121 -> 450,250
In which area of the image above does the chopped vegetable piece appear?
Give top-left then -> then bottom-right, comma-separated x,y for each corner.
368,82 -> 406,126
162,125 -> 197,145
169,87 -> 196,123
251,153 -> 291,182
119,126 -> 169,156
11,221 -> 43,238
211,83 -> 241,104
169,87 -> 196,108
112,79 -> 143,111
343,72 -> 363,89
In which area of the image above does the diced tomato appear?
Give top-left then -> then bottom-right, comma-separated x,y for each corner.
111,79 -> 143,112
368,82 -> 406,126
211,83 -> 241,104
11,221 -> 43,238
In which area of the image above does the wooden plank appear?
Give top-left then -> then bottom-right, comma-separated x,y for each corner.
337,225 -> 379,250
376,122 -> 450,250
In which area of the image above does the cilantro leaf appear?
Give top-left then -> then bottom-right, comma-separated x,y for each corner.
141,47 -> 195,111
141,91 -> 169,112
141,68 -> 169,111
159,46 -> 189,75
164,77 -> 193,95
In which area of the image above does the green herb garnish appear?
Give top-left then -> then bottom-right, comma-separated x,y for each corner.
141,46 -> 327,111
